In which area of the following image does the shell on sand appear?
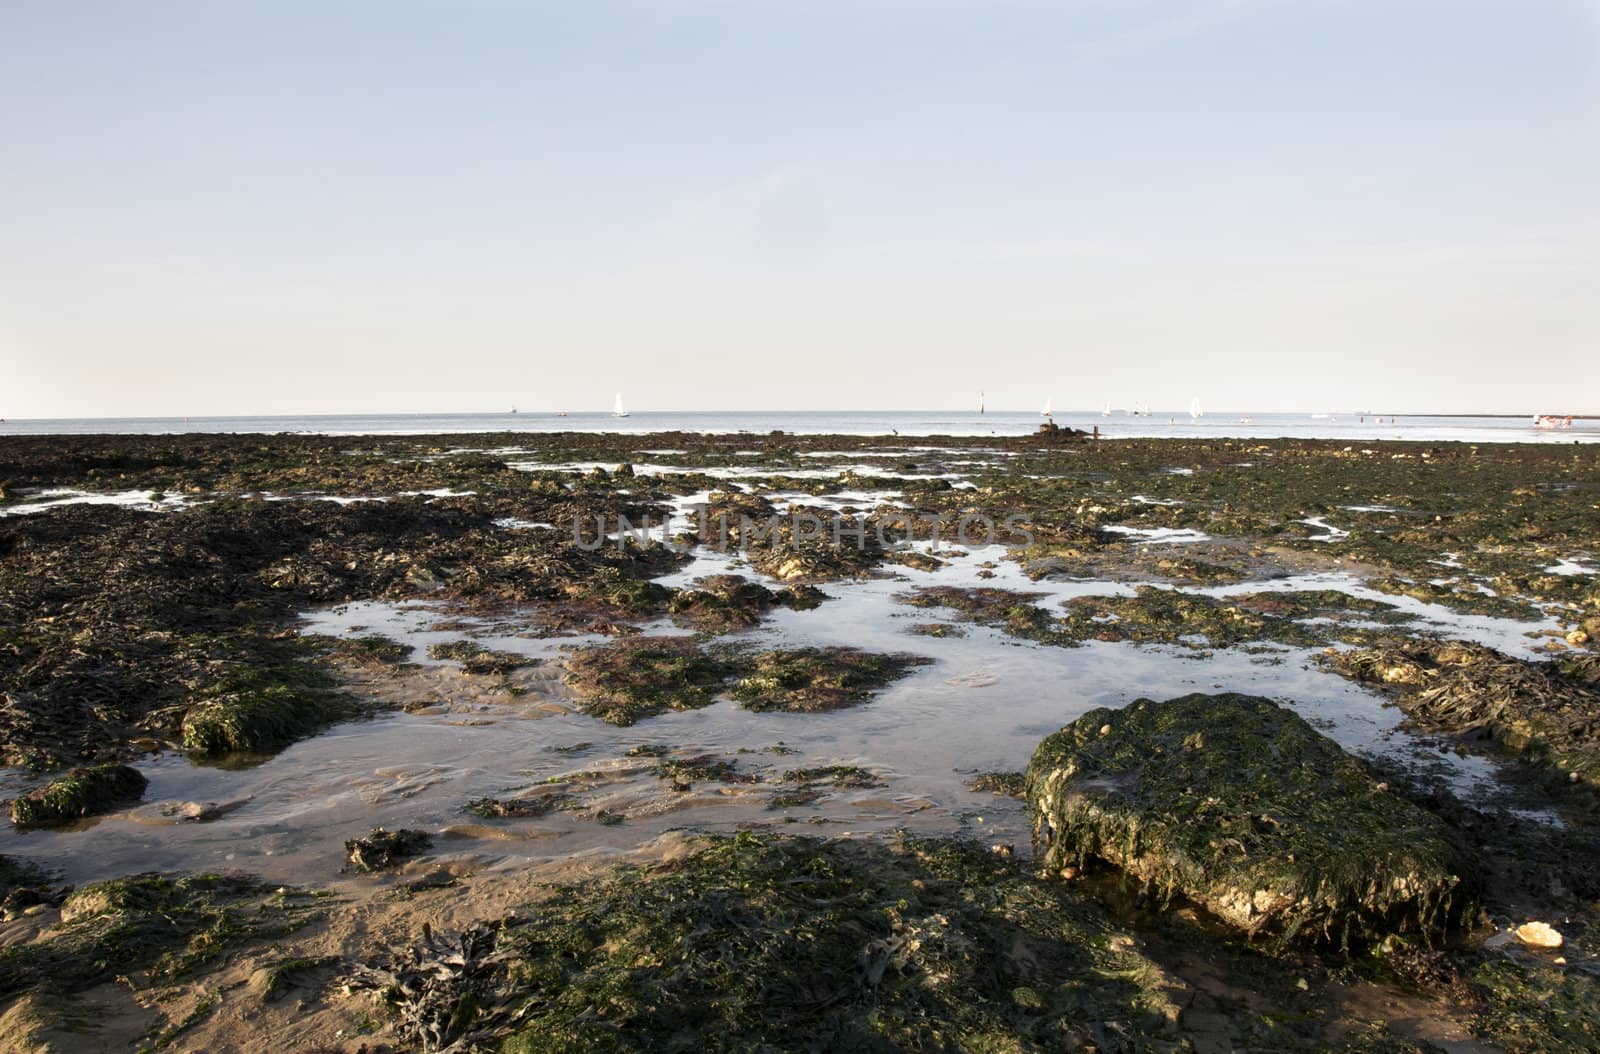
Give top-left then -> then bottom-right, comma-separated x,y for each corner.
1514,921 -> 1564,948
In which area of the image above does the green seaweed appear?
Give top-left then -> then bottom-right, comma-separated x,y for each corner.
0,872 -> 322,999
967,771 -> 1027,797
9,763 -> 148,828
781,765 -> 885,789
464,795 -> 571,819
654,756 -> 758,785
427,639 -> 538,675
1322,639 -> 1600,790
561,638 -> 734,726
666,574 -> 824,632
324,634 -> 414,665
348,833 -> 1188,1052
180,660 -> 351,756
1026,693 -> 1478,946
1469,959 -> 1600,1053
725,646 -> 931,713
562,640 -> 927,723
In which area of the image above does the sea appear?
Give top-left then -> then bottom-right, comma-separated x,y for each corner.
1,410 -> 1596,444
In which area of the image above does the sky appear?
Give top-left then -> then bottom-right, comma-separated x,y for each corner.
1,0 -> 1597,418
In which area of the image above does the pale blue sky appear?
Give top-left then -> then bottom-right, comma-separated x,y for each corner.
2,1 -> 1596,417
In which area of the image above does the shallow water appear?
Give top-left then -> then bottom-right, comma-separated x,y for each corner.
1,485 -> 1562,886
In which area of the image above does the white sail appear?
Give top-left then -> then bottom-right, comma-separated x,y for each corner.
1189,397 -> 1202,419
1102,401 -> 1111,417
979,390 -> 985,414
1041,398 -> 1052,417
612,392 -> 628,417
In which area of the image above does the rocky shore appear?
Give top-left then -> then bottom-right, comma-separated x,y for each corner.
1,431 -> 1597,1051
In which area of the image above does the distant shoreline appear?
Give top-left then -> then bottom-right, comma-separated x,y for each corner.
2,410 -> 1597,444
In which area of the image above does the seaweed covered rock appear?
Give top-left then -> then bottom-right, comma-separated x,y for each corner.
1026,693 -> 1476,945
345,827 -> 433,872
696,494 -> 886,582
1321,639 -> 1600,789
344,834 -> 1188,1052
181,667 -> 350,756
667,574 -> 824,631
562,637 -> 735,725
726,646 -> 931,713
0,485 -> 683,765
10,763 -> 147,828
563,639 -> 928,724
426,639 -> 538,675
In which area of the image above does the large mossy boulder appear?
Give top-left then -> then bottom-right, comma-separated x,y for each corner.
1026,693 -> 1476,945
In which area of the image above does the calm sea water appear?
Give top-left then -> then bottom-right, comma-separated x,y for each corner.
1,410 -> 1595,444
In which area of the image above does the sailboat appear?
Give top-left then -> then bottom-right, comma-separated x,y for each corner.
979,390 -> 986,415
1040,398 -> 1053,418
611,392 -> 629,418
1102,401 -> 1111,417
1189,397 -> 1202,420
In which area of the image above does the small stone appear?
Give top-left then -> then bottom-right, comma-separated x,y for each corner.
344,827 -> 432,872
1514,921 -> 1563,948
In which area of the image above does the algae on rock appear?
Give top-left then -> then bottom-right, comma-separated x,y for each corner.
725,646 -> 931,713
1321,638 -> 1600,789
9,763 -> 148,828
561,639 -> 928,724
1026,693 -> 1477,945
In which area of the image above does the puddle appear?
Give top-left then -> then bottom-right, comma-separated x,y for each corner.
1300,516 -> 1351,542
0,488 -> 191,517
1101,525 -> 1211,544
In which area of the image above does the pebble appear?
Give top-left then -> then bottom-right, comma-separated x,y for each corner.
1514,921 -> 1564,949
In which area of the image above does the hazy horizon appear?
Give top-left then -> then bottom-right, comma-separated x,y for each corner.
3,405 -> 1592,424
4,1 -> 1597,419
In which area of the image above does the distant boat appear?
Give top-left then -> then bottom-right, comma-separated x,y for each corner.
1102,401 -> 1111,417
509,407 -> 517,415
979,389 -> 986,415
612,392 -> 629,418
1040,398 -> 1053,417
1189,397 -> 1202,420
